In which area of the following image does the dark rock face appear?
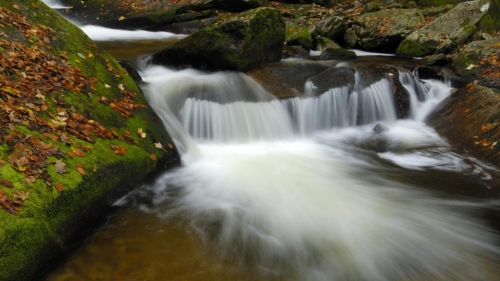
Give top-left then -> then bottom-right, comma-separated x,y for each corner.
150,8 -> 285,72
428,85 -> 500,167
452,38 -> 500,89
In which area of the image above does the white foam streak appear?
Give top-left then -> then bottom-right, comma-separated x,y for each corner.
79,25 -> 187,42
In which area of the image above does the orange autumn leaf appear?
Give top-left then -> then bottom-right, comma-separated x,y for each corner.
150,154 -> 157,161
77,167 -> 86,175
56,182 -> 63,192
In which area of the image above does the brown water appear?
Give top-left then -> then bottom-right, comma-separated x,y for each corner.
45,210 -> 268,281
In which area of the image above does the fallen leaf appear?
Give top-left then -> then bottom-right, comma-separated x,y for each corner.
0,180 -> 14,188
54,160 -> 67,174
155,143 -> 163,149
14,190 -> 29,201
77,166 -> 85,175
56,182 -> 63,192
12,4 -> 19,10
150,154 -> 157,161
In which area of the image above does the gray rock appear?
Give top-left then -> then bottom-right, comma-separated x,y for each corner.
396,0 -> 490,57
311,15 -> 348,41
435,24 -> 477,55
343,28 -> 358,48
151,8 -> 285,72
352,8 -> 425,50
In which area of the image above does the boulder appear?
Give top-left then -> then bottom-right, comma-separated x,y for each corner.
428,84 -> 500,167
435,23 -> 476,54
396,0 -> 490,57
60,0 -> 268,30
310,15 -> 348,41
352,9 -> 425,50
0,1 -> 180,280
150,8 -> 286,72
452,38 -> 500,89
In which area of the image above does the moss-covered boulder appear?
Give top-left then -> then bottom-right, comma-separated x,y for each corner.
396,0 -> 490,57
428,84 -> 500,167
452,38 -> 500,89
150,7 -> 286,72
60,0 -> 268,30
0,1 -> 180,280
352,8 -> 425,50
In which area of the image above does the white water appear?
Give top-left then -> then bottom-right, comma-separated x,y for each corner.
79,25 -> 187,42
138,63 -> 500,280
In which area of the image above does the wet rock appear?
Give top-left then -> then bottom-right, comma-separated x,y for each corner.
452,38 -> 500,90
428,84 -> 500,167
306,67 -> 356,95
352,8 -> 425,50
319,47 -> 357,60
282,46 -> 311,59
314,37 -> 341,51
373,123 -> 390,134
247,62 -> 330,98
396,0 -> 490,57
424,53 -> 449,67
151,8 -> 285,72
415,66 -> 442,80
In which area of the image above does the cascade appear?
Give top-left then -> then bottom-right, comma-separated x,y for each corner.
38,5 -> 500,279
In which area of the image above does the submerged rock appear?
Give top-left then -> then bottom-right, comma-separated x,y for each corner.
150,7 -> 285,72
352,8 -> 425,50
396,0 -> 490,57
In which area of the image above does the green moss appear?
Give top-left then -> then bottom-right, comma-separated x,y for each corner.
396,38 -> 430,57
285,24 -> 312,50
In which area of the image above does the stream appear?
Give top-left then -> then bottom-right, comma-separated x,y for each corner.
42,2 -> 500,281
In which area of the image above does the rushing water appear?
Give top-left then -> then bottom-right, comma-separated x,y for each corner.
42,3 -> 500,280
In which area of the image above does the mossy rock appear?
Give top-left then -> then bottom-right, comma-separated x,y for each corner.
396,0 -> 490,57
151,7 -> 286,72
285,22 -> 313,50
452,38 -> 500,89
0,1 -> 180,280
